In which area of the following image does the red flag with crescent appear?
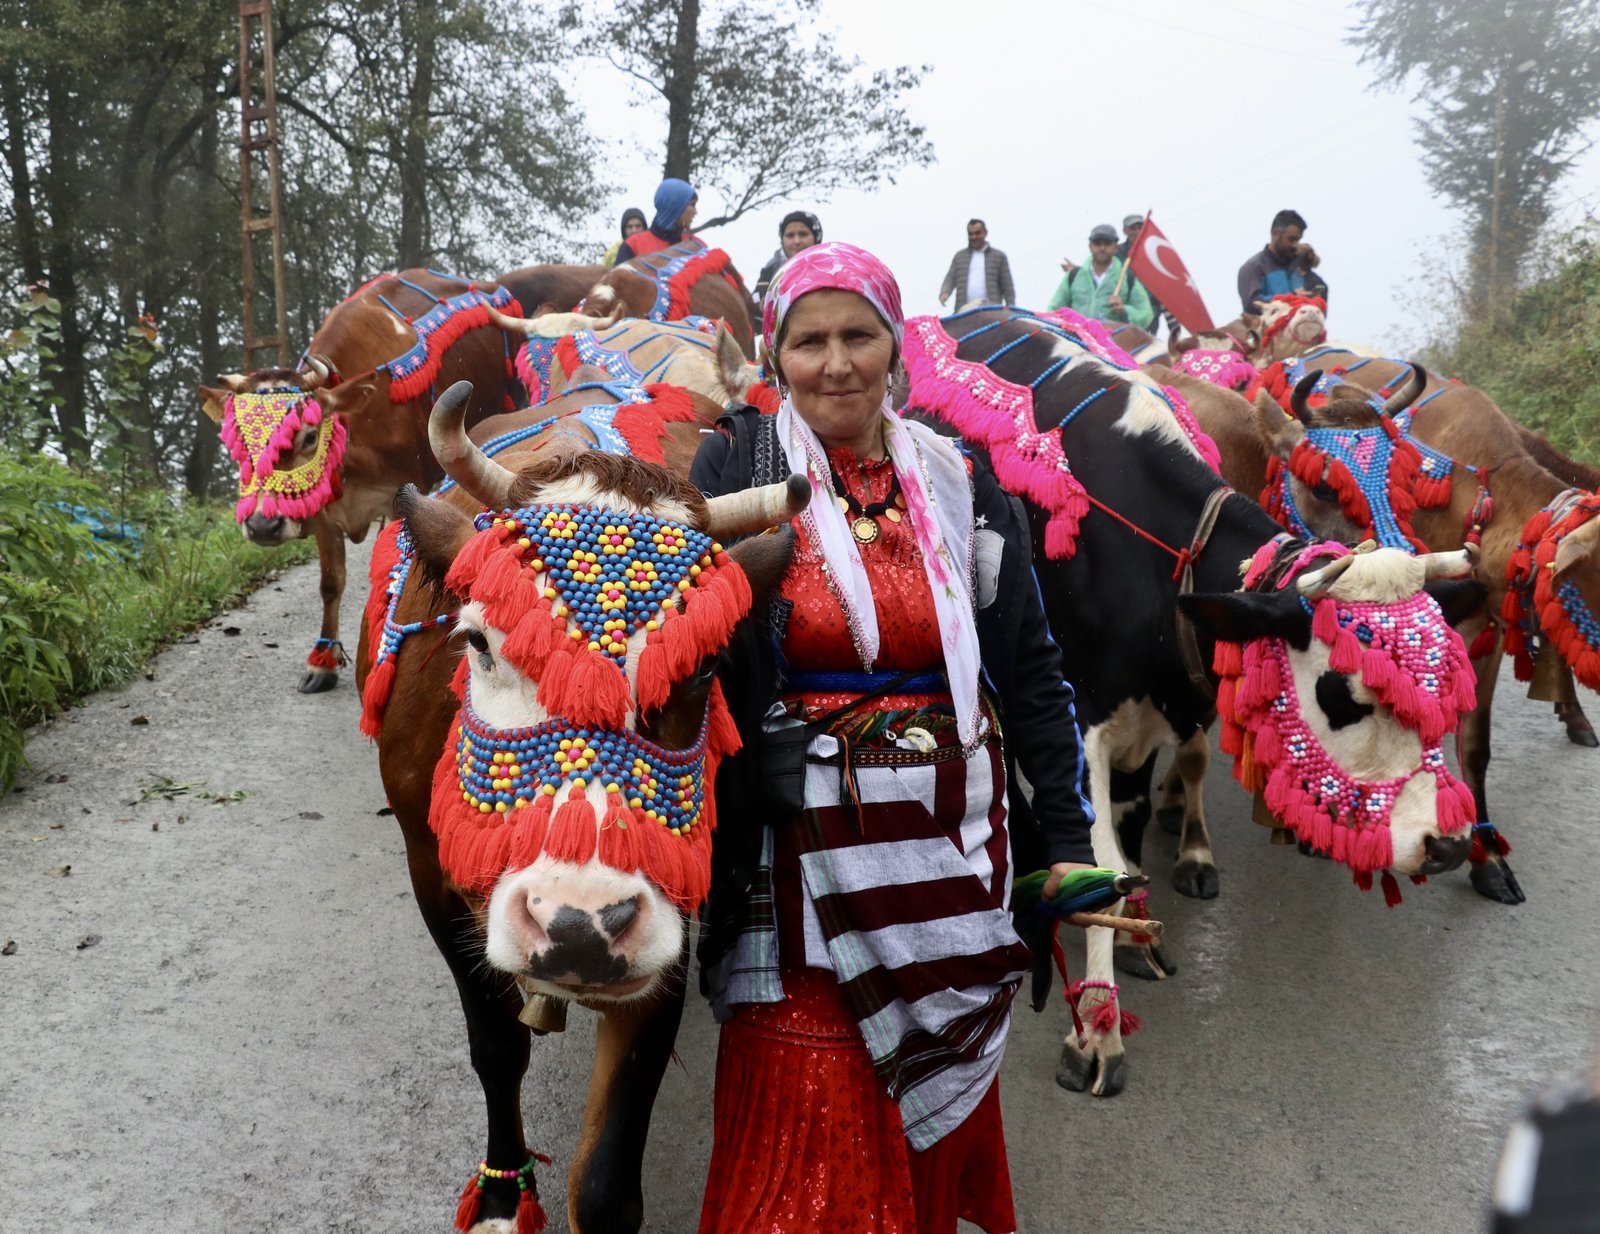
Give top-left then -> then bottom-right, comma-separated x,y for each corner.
1127,216 -> 1214,335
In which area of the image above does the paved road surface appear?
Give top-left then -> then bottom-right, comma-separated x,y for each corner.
3,542 -> 1597,1233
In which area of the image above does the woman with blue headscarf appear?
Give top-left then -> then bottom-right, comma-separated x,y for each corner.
615,177 -> 698,262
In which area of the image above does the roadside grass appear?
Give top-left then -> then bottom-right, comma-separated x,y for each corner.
0,449 -> 313,789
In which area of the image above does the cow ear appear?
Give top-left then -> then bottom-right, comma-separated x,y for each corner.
1178,590 -> 1312,650
1552,517 -> 1600,580
1424,578 -> 1489,628
723,525 -> 796,613
714,322 -> 752,403
321,369 -> 379,418
198,385 -> 231,423
1253,388 -> 1302,457
396,485 -> 477,589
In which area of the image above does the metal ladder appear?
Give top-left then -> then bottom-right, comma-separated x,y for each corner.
238,0 -> 289,373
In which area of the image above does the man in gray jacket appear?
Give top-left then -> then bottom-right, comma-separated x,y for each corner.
939,219 -> 1015,308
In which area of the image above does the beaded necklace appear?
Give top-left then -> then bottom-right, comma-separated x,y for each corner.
1214,538 -> 1478,904
221,387 -> 348,522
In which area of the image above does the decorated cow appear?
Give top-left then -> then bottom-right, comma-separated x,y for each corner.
903,306 -> 1485,1096
357,379 -> 806,1233
197,270 -> 523,691
577,239 -> 758,358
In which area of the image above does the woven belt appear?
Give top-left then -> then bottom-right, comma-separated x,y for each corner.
808,742 -> 966,769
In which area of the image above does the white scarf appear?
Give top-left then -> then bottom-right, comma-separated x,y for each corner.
775,397 -> 984,746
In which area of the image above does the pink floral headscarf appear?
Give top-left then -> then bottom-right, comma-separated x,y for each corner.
761,241 -> 905,354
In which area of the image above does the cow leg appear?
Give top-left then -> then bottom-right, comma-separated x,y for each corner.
1551,662 -> 1599,747
567,956 -> 688,1234
1058,726 -> 1146,1099
1108,756 -> 1177,981
1169,728 -> 1220,900
1460,641 -> 1525,906
1154,759 -> 1184,835
402,834 -> 538,1232
299,518 -> 346,694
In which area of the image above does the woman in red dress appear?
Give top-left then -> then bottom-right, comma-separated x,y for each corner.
690,242 -> 1098,1233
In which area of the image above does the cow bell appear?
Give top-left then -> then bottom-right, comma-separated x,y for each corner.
518,988 -> 569,1034
1526,639 -> 1578,704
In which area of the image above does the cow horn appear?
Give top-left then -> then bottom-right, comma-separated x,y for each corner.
1289,369 -> 1323,425
1421,544 -> 1478,579
484,303 -> 543,336
1383,363 -> 1428,416
1295,552 -> 1359,599
302,355 -> 331,390
704,474 -> 812,538
428,381 -> 515,508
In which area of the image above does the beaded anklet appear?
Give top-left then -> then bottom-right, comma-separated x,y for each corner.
455,1151 -> 552,1234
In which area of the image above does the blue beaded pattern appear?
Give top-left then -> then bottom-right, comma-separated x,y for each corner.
371,523 -> 453,675
454,685 -> 711,832
471,502 -> 715,669
1557,579 -> 1600,651
378,285 -> 518,388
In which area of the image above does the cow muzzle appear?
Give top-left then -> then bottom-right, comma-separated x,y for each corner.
242,512 -> 299,545
483,861 -> 684,1000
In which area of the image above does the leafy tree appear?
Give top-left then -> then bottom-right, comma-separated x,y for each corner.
1348,0 -> 1600,309
568,0 -> 934,229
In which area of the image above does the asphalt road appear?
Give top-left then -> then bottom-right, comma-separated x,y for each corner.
3,540 -> 1597,1234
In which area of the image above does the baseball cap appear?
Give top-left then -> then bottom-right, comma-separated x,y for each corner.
1089,223 -> 1118,243
1123,214 -> 1145,230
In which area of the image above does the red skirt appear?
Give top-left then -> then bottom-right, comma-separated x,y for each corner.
698,968 -> 1017,1234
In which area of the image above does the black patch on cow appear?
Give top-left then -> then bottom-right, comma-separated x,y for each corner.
1315,671 -> 1374,730
526,906 -> 629,986
1425,578 -> 1490,628
1178,590 -> 1314,650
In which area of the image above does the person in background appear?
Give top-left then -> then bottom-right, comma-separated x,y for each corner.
938,219 -> 1016,308
692,240 -> 1096,1234
1048,223 -> 1153,328
1236,208 -> 1321,312
615,178 -> 698,263
755,210 -> 823,301
602,207 -> 646,267
1117,212 -> 1178,337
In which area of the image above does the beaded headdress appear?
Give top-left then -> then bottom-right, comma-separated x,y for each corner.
1214,539 -> 1478,905
221,387 -> 348,522
1503,490 -> 1600,691
423,499 -> 751,909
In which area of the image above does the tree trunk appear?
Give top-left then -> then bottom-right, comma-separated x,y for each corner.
44,77 -> 89,462
396,6 -> 437,268
3,75 -> 44,284
187,104 -> 224,498
662,0 -> 700,179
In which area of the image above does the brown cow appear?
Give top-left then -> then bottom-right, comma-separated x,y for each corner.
359,378 -> 805,1232
197,271 -> 519,691
495,263 -> 605,320
580,239 -> 758,358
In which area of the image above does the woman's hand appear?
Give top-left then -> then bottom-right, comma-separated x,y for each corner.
1042,861 -> 1097,900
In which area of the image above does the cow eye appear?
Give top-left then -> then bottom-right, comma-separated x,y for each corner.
1311,482 -> 1338,502
298,427 -> 319,453
1314,670 -> 1374,730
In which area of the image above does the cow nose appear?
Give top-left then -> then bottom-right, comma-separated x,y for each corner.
245,513 -> 287,542
597,897 -> 640,941
1420,832 -> 1471,874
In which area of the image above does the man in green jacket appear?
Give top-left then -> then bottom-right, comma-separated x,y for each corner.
1047,223 -> 1154,328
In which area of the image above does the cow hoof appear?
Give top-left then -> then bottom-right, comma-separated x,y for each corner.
1469,857 -> 1526,906
1115,939 -> 1177,980
298,668 -> 339,694
1056,1037 -> 1127,1097
1565,723 -> 1599,749
1155,804 -> 1184,836
1173,859 -> 1219,899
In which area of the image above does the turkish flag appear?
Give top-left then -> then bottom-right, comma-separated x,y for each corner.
1127,216 -> 1214,335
